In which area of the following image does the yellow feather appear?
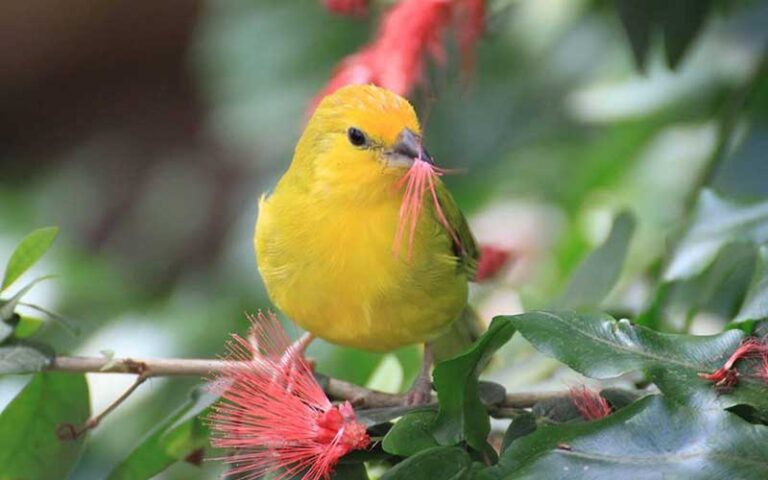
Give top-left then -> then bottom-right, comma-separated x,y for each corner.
254,85 -> 470,351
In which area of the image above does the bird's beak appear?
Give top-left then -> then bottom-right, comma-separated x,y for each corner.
385,128 -> 433,168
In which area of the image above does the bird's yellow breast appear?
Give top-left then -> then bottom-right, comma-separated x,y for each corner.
254,183 -> 468,351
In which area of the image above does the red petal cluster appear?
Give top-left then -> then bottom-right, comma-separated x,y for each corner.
569,386 -> 612,421
313,0 -> 485,110
208,312 -> 370,480
321,0 -> 367,17
698,337 -> 768,390
475,245 -> 513,282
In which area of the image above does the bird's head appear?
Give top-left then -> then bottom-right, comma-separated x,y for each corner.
291,84 -> 433,199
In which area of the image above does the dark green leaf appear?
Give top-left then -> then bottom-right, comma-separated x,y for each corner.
0,343 -> 52,373
356,404 -> 434,427
1,227 -> 58,292
661,0 -> 713,68
507,311 -> 768,412
106,388 -> 217,480
613,0 -> 661,70
0,373 -> 90,480
330,463 -> 369,480
664,190 -> 768,281
431,317 -> 515,453
500,412 -> 537,453
557,211 -> 635,310
733,245 -> 768,327
478,396 -> 768,480
380,447 -> 472,480
382,410 -> 439,457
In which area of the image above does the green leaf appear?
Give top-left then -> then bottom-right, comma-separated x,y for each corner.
478,396 -> 768,480
14,316 -> 46,339
380,447 -> 472,480
557,211 -> 635,310
382,410 -> 439,457
507,311 -> 768,412
106,388 -> 217,480
613,0 -> 661,70
733,245 -> 768,327
330,463 -> 369,480
500,412 -> 537,453
664,190 -> 768,281
0,343 -> 52,373
431,317 -> 516,454
661,0 -> 713,68
0,373 -> 90,480
0,275 -> 55,322
1,227 -> 58,293
672,242 -> 757,321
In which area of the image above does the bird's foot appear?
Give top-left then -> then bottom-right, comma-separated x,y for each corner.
402,372 -> 434,406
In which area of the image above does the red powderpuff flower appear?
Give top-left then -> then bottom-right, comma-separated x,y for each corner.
312,0 -> 485,111
392,157 -> 461,260
321,0 -> 367,17
208,312 -> 370,480
569,386 -> 612,421
475,245 -> 513,282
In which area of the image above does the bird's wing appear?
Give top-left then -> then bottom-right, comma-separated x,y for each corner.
434,181 -> 479,280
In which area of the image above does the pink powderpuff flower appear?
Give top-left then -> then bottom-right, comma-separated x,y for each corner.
392,157 -> 461,260
569,386 -> 612,421
321,0 -> 368,17
311,0 -> 485,112
208,312 -> 370,480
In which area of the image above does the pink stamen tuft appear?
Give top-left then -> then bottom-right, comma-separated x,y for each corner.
569,386 -> 612,421
208,312 -> 370,480
393,158 -> 461,260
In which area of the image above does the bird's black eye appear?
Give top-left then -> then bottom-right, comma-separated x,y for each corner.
347,127 -> 367,147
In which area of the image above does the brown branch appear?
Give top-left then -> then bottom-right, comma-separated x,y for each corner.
47,355 -> 643,413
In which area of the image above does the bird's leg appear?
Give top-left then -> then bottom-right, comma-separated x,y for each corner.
403,343 -> 435,406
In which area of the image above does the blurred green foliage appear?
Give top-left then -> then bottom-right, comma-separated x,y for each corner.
0,0 -> 766,478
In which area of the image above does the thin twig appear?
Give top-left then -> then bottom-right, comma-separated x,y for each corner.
47,355 -> 644,413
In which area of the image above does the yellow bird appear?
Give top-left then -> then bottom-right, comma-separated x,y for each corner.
254,84 -> 478,402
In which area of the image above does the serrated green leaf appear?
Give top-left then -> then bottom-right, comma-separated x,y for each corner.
106,388 -> 217,480
1,227 -> 58,293
431,317 -> 515,455
664,190 -> 768,281
380,446 -> 472,480
557,211 -> 635,310
478,396 -> 768,480
506,311 -> 768,413
382,410 -> 439,457
0,373 -> 90,480
0,343 -> 52,373
733,245 -> 768,327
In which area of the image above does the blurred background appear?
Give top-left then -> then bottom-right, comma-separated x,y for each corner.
0,0 -> 766,478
